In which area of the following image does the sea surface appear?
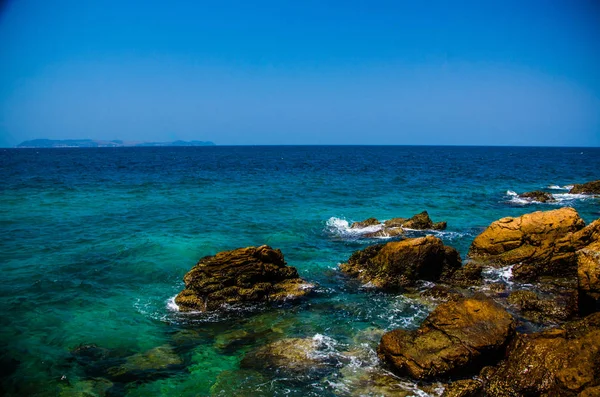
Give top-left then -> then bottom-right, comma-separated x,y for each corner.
1,146 -> 599,396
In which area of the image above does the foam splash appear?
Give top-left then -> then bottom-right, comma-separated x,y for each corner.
482,264 -> 514,286
325,217 -> 387,239
547,184 -> 573,190
505,188 -> 593,206
167,296 -> 179,312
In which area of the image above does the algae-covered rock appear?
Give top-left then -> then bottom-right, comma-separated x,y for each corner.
378,297 -> 515,380
578,240 -> 600,314
441,379 -> 484,397
570,180 -> 600,194
58,377 -> 113,397
485,312 -> 600,396
340,236 -> 462,290
468,208 -> 600,281
444,262 -> 483,287
210,369 -> 272,397
518,190 -> 556,203
175,245 -> 313,312
507,289 -> 578,323
107,345 -> 183,379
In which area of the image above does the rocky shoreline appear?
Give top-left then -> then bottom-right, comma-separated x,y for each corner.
66,180 -> 600,396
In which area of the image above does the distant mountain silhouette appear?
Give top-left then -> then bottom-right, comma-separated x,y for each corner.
16,139 -> 215,148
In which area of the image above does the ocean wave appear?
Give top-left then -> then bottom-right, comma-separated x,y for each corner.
505,189 -> 594,206
547,184 -> 573,190
324,217 -> 387,239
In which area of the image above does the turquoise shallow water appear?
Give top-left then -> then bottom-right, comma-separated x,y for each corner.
1,146 -> 599,396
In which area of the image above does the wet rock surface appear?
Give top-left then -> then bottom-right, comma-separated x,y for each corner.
240,336 -> 336,375
517,190 -> 556,203
339,236 -> 462,290
175,245 -> 313,312
378,297 -> 515,380
441,379 -> 484,397
484,312 -> 600,396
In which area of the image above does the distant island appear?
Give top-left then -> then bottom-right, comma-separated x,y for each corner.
16,139 -> 215,148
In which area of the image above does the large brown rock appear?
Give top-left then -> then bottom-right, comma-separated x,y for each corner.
485,312 -> 600,396
578,240 -> 600,314
468,208 -> 600,281
378,297 -> 515,380
174,245 -> 312,312
339,236 -> 462,290
570,180 -> 600,194
507,289 -> 578,323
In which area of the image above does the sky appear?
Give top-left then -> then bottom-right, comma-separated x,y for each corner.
0,0 -> 599,146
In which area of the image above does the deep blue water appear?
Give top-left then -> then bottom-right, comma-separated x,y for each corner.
1,146 -> 599,396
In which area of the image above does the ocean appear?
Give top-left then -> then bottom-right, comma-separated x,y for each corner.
1,145 -> 599,396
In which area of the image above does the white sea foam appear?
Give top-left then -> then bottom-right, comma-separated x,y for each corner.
547,184 -> 573,190
325,217 -> 386,239
506,190 -> 518,196
166,296 -> 179,312
482,264 -> 514,285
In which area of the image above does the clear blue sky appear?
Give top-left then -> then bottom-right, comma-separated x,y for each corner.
1,0 -> 599,146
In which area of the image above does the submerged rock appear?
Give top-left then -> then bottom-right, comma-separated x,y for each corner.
240,335 -> 336,375
468,207 -> 600,281
174,245 -> 313,312
578,240 -> 600,314
485,312 -> 600,396
378,297 -> 515,380
570,180 -> 600,194
518,190 -> 556,203
107,345 -> 183,380
339,236 -> 462,290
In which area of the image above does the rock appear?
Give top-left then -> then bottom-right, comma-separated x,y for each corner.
240,335 -> 336,375
444,262 -> 483,287
58,378 -> 113,397
578,240 -> 600,314
570,180 -> 600,194
383,217 -> 408,228
363,227 -> 404,238
468,208 -> 600,281
485,312 -> 600,396
400,211 -> 447,230
107,345 -> 183,379
518,190 -> 556,203
378,297 -> 515,380
339,236 -> 462,290
442,379 -> 484,397
420,285 -> 464,302
507,289 -> 577,323
210,369 -> 270,397
174,245 -> 313,312
351,218 -> 380,228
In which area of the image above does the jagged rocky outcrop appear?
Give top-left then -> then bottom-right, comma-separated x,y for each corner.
570,180 -> 600,194
442,379 -> 484,397
484,312 -> 600,396
349,211 -> 447,238
578,241 -> 600,314
174,245 -> 312,312
518,190 -> 556,203
468,207 -> 600,282
339,236 -> 462,290
378,297 -> 515,380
